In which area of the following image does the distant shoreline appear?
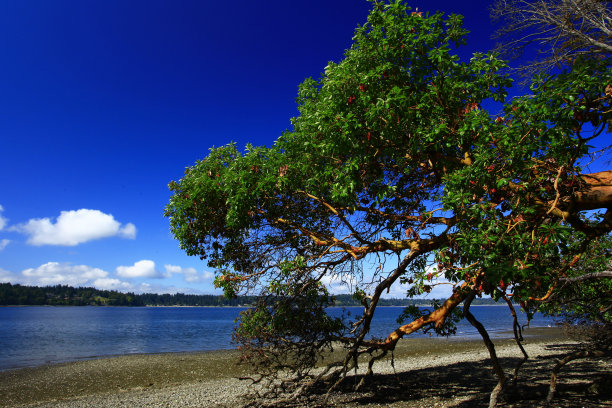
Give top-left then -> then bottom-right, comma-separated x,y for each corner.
1,282 -> 506,307
0,303 -> 513,309
0,302 -> 516,308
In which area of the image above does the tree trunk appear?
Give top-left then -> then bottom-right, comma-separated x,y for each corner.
464,292 -> 506,408
504,296 -> 528,387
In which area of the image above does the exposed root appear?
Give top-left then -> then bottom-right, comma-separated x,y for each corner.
547,349 -> 608,403
356,349 -> 388,390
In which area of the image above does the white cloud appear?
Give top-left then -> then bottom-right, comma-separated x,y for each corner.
164,264 -> 184,276
319,266 -> 455,300
321,274 -> 358,295
116,260 -> 162,278
188,271 -> 215,283
2,262 -> 133,290
93,278 -> 133,291
1,260 -> 217,295
14,209 -> 137,246
423,280 -> 454,299
118,223 -> 137,239
380,268 -> 456,299
164,264 -> 214,283
384,273 -> 455,300
21,262 -> 110,287
0,267 -> 17,283
0,239 -> 9,251
138,282 -> 153,292
129,282 -> 206,295
0,205 -> 7,230
0,262 -> 197,293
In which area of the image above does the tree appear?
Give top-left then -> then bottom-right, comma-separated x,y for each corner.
492,0 -> 612,75
540,233 -> 611,324
538,233 -> 612,402
492,0 -> 612,400
166,1 -> 612,405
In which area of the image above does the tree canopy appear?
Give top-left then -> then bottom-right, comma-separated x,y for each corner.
166,0 -> 611,405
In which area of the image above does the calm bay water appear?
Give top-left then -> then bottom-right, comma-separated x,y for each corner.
0,305 -> 557,370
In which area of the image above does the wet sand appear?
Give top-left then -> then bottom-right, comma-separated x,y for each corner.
1,327 -> 610,407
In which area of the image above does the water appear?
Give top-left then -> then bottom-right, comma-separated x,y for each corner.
0,305 -> 557,370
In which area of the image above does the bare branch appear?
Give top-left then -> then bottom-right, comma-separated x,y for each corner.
492,0 -> 612,75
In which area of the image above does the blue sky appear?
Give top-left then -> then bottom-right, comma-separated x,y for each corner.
0,0 -> 532,297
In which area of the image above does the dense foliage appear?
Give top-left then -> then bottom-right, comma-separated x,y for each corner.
166,0 -> 611,404
540,233 -> 612,323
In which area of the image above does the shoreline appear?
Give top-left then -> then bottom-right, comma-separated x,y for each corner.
0,327 -> 562,373
3,326 -> 610,407
0,324 -> 556,373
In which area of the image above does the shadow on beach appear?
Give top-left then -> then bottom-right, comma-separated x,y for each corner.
308,343 -> 611,408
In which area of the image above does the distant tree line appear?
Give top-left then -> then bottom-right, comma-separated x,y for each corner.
0,283 -> 143,306
0,283 -> 501,307
0,283 -> 252,306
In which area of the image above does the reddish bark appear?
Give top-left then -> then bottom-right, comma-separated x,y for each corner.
574,171 -> 612,211
383,282 -> 470,347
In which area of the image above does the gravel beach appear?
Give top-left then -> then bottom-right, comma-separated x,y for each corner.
1,327 -> 610,408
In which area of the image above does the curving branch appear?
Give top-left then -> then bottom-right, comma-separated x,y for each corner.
560,270 -> 612,283
382,281 -> 472,347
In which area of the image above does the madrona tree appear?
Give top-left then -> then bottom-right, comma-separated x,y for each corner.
166,0 -> 611,404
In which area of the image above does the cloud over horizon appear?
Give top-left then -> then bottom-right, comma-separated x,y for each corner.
116,260 -> 161,278
164,264 -> 214,283
21,262 -> 111,287
0,259 -> 217,295
319,267 -> 454,300
1,261 -> 136,290
0,262 -> 212,295
92,277 -> 133,291
14,209 -> 136,246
